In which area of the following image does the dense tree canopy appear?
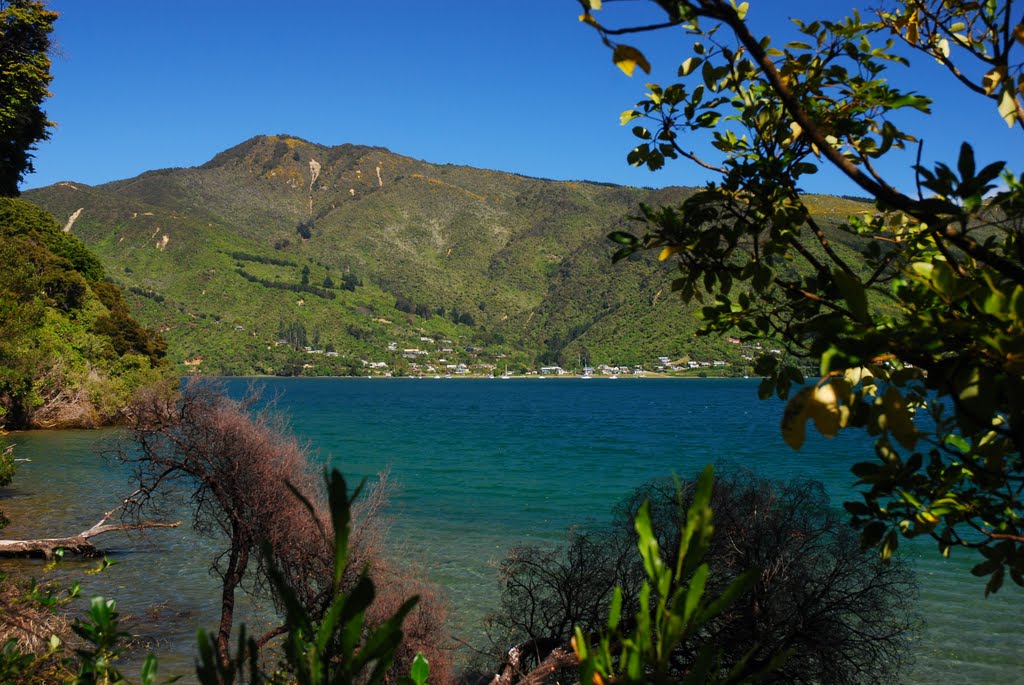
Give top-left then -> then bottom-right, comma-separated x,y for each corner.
0,0 -> 56,196
580,0 -> 1024,593
0,198 -> 167,429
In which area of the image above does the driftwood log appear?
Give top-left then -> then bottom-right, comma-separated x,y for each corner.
489,638 -> 579,685
0,490 -> 179,559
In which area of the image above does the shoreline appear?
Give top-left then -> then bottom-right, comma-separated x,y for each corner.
191,372 -> 754,381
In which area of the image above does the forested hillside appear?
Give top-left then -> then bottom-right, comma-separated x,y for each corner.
25,135 -> 871,376
0,198 -> 170,429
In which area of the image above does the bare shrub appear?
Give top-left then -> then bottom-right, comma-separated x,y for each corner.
345,470 -> 455,684
485,527 -> 644,683
119,381 -> 328,664
118,381 -> 450,680
369,560 -> 454,685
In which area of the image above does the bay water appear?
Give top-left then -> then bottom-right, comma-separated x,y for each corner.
2,378 -> 1021,683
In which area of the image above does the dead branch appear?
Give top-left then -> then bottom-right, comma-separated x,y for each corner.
516,646 -> 579,685
489,637 -> 569,685
0,490 -> 179,558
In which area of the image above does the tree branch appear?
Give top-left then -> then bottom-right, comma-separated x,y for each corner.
671,138 -> 728,173
707,1 -> 1024,285
0,516 -> 180,559
804,214 -> 856,276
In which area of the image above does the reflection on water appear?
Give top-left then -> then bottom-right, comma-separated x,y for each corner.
2,379 -> 1021,684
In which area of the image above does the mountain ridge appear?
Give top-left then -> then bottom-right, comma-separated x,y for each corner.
24,134 -> 869,376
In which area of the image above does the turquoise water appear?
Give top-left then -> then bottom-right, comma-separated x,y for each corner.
2,378 -> 1021,683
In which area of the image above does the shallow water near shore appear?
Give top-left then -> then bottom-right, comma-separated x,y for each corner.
3,377 -> 1021,683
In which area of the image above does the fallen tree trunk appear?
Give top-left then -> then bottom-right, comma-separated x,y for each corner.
516,646 -> 578,685
0,490 -> 179,559
489,637 -> 576,685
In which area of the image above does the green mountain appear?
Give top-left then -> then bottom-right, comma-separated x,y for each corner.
0,198 -> 171,429
23,135 -> 870,377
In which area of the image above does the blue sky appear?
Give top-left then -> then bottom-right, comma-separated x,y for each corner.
23,1 -> 1020,197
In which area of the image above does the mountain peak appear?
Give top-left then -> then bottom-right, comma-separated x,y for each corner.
200,135 -> 392,172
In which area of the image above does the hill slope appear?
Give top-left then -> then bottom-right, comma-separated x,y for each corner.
24,135 -> 871,376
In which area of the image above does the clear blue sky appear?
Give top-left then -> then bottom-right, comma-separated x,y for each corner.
22,1 -> 1020,197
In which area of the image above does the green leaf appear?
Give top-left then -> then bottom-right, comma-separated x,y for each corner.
632,125 -> 652,139
1010,285 -> 1024,321
679,57 -> 702,76
890,93 -> 931,111
819,344 -> 859,376
983,289 -> 1007,315
608,586 -> 622,631
985,567 -> 1006,596
607,231 -> 638,246
998,88 -> 1017,127
957,142 -> 976,181
634,500 -> 662,582
612,246 -> 637,263
683,563 -> 709,622
851,460 -> 881,481
696,569 -> 755,625
929,259 -> 955,297
832,267 -> 869,323
573,626 -> 589,660
844,500 -> 869,516
409,652 -> 430,685
140,654 -> 159,685
807,381 -> 851,438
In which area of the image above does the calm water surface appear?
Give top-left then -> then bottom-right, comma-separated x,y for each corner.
2,378 -> 1021,683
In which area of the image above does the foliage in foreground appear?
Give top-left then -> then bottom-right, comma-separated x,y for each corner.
0,469 -> 435,685
0,569 -> 75,684
572,466 -> 773,685
491,469 -> 916,685
580,0 -> 1024,592
194,469 -> 431,685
